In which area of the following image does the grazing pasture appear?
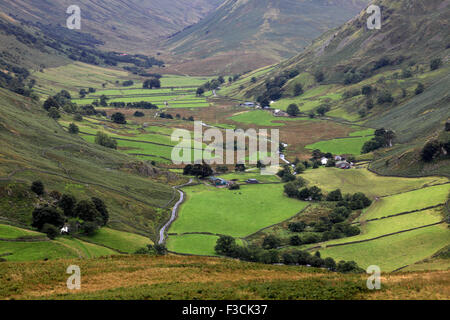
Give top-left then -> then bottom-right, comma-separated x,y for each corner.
170,184 -> 308,238
301,167 -> 448,198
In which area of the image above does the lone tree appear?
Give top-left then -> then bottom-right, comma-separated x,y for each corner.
293,84 -> 304,96
111,112 -> 126,124
287,103 -> 300,117
68,123 -> 79,134
43,96 -> 60,111
31,181 -> 45,196
196,87 -> 205,96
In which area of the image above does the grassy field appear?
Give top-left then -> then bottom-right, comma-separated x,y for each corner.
1,255 -> 448,300
167,234 -> 220,256
318,224 -> 449,272
218,171 -> 281,183
324,209 -> 443,246
360,184 -> 449,220
301,167 -> 448,198
170,184 -> 308,238
306,136 -> 374,155
0,224 -> 43,239
78,228 -> 153,253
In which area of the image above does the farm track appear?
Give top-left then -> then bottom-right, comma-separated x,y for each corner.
158,179 -> 194,245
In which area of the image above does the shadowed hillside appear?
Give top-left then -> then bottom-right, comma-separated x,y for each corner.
165,0 -> 370,74
0,0 -> 222,52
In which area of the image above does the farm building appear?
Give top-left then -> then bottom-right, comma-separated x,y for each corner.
208,177 -> 229,187
320,157 -> 329,165
336,161 -> 351,169
242,102 -> 256,107
273,109 -> 288,117
246,179 -> 260,184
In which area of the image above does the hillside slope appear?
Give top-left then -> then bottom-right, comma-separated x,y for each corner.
226,0 -> 449,176
165,0 -> 369,74
0,0 -> 222,52
0,87 -> 180,239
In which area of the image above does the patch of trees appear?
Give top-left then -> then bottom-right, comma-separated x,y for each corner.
159,112 -> 173,119
143,78 -> 161,89
183,163 -> 213,178
361,128 -> 395,154
256,70 -> 300,104
214,236 -> 363,273
122,80 -> 134,87
109,101 -> 158,109
30,181 -> 109,238
430,58 -> 442,71
135,244 -> 168,256
421,140 -> 449,162
68,123 -> 79,134
95,132 -> 118,149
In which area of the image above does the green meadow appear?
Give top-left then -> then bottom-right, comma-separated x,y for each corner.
360,184 -> 450,220
229,110 -> 305,127
306,136 -> 374,155
78,227 -> 153,253
170,184 -> 308,238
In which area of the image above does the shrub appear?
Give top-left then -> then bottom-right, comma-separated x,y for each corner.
288,221 -> 306,233
287,104 -> 300,116
48,107 -> 61,119
111,112 -> 127,124
228,184 -> 240,190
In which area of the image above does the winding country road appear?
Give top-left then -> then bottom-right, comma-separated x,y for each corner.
158,179 -> 193,244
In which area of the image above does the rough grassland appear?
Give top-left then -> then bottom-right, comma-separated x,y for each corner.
301,167 -> 448,198
170,184 -> 308,237
0,255 -> 448,300
361,184 -> 450,220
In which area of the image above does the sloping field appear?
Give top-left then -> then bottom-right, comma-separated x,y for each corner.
318,224 -> 449,272
301,168 -> 448,198
361,184 -> 449,221
78,228 -> 153,253
306,136 -> 373,155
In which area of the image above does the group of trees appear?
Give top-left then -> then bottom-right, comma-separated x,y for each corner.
30,181 -> 109,239
109,101 -> 158,109
214,236 -> 363,273
135,244 -> 168,256
197,75 -> 228,94
256,70 -> 300,106
362,128 -> 396,154
143,78 -> 161,89
183,163 -> 213,178
421,138 -> 450,163
78,87 -> 96,98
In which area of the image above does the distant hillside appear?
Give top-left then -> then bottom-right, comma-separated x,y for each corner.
165,0 -> 369,74
227,0 -> 449,176
0,0 -> 222,52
